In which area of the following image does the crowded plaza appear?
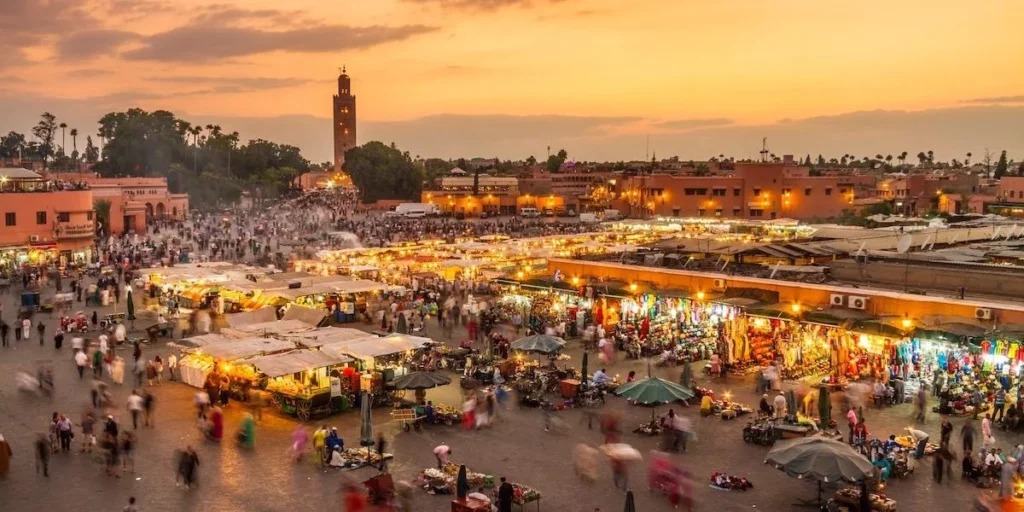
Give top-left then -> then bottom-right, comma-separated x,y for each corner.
0,185 -> 1022,512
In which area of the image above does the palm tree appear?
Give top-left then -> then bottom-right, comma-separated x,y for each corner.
966,152 -> 972,166
69,128 -> 78,169
885,155 -> 893,167
94,199 -> 112,231
927,150 -> 934,164
59,122 -> 67,156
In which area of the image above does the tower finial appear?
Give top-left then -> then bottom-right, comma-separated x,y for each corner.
342,65 -> 346,74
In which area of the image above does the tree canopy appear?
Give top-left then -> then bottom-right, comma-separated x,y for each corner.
343,141 -> 423,203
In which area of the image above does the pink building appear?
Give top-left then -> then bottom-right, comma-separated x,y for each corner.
0,168 -> 95,265
51,173 -> 189,234
614,163 -> 858,220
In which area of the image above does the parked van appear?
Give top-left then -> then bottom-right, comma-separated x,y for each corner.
520,207 -> 540,218
603,209 -> 622,221
394,203 -> 440,218
579,213 -> 599,223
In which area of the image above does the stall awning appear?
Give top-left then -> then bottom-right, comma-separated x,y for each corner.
248,350 -> 352,378
285,327 -> 376,348
322,334 -> 428,359
198,337 -> 296,361
281,305 -> 329,327
232,319 -> 315,336
849,320 -> 905,338
176,332 -> 244,348
224,307 -> 278,327
746,304 -> 798,320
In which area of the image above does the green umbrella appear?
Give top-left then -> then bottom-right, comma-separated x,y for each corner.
456,464 -> 469,499
624,489 -> 636,512
680,360 -> 693,389
818,386 -> 831,427
615,377 -> 695,405
358,390 -> 374,467
581,351 -> 589,391
126,286 -> 136,329
765,437 -> 874,506
390,371 -> 451,390
511,334 -> 565,354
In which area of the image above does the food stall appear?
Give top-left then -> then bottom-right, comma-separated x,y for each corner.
176,337 -> 295,388
320,333 -> 429,407
248,349 -> 355,420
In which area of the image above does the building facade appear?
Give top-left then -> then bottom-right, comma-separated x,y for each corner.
332,68 -> 357,171
614,163 -> 859,220
52,173 -> 189,235
0,168 -> 94,266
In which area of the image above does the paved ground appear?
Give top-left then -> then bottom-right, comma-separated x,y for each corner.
0,280 -> 1021,512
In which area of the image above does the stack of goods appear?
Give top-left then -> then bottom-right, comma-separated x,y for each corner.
417,462 -> 493,495
833,487 -> 897,512
266,379 -> 303,395
434,404 -> 463,425
634,419 -> 663,436
893,435 -> 939,455
727,361 -> 763,376
780,358 -> 830,381
747,332 -> 777,366
709,472 -> 753,491
510,482 -> 541,504
713,401 -> 753,420
337,447 -> 394,468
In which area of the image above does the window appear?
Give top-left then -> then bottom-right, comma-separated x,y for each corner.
672,208 -> 680,217
712,188 -> 726,196
753,188 -> 761,197
683,188 -> 707,196
732,208 -> 741,217
733,188 -> 741,197
782,188 -> 792,195
770,211 -> 777,220
87,212 -> 93,221
804,188 -> 812,196
697,209 -> 706,216
715,208 -> 723,217
749,209 -> 763,217
36,211 -> 47,225
825,188 -> 833,196
4,213 -> 15,226
685,188 -> 695,196
839,188 -> 849,195
57,212 -> 70,222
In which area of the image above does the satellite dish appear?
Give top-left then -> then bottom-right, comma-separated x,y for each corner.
896,234 -> 913,254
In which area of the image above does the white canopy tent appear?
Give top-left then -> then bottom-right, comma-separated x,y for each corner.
248,350 -> 352,378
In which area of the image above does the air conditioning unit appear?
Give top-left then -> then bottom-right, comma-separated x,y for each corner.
29,235 -> 41,242
975,308 -> 993,320
829,294 -> 845,307
848,295 -> 868,310
713,278 -> 726,290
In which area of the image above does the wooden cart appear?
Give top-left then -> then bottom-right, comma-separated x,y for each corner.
273,390 -> 348,421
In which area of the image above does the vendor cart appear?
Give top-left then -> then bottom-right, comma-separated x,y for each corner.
21,291 -> 40,311
273,390 -> 347,421
145,322 -> 173,342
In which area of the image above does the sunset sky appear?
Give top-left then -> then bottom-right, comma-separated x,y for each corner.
2,0 -> 1024,162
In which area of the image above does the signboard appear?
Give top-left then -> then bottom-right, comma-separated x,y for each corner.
54,222 -> 95,239
330,377 -> 342,397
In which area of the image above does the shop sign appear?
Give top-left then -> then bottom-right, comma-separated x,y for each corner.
54,222 -> 95,239
330,377 -> 342,397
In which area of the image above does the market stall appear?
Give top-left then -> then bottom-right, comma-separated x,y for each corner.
176,337 -> 295,388
248,349 -> 354,420
320,334 -> 429,407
